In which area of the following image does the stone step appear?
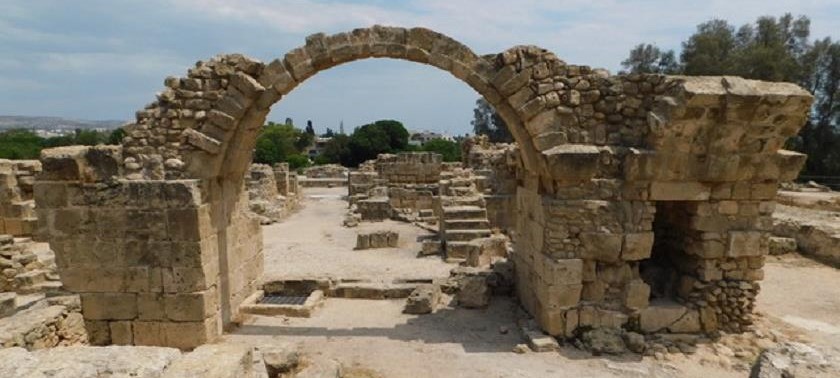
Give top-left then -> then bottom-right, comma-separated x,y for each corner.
14,293 -> 45,313
440,196 -> 485,208
445,241 -> 479,260
17,281 -> 64,295
441,206 -> 487,220
329,282 -> 417,299
14,269 -> 47,287
445,229 -> 492,242
444,219 -> 491,230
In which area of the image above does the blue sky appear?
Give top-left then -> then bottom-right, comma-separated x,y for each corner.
1,1 -> 838,135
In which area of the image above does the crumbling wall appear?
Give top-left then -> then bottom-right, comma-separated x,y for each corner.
0,160 -> 41,237
246,163 -> 299,223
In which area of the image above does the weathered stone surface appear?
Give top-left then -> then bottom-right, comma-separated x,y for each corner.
750,342 -> 840,378
161,343 -> 253,378
262,345 -> 300,377
0,346 -> 181,377
639,302 -> 687,333
403,284 -> 441,314
581,327 -> 627,355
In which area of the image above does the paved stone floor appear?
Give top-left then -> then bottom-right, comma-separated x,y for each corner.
261,187 -> 455,283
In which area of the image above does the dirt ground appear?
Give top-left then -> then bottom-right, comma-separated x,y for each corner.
229,187 -> 840,378
262,187 -> 454,283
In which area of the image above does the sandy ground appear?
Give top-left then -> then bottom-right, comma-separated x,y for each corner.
262,187 -> 455,283
232,189 -> 840,377
759,254 -> 840,350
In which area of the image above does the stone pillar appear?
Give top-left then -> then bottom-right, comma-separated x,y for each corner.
35,146 -> 262,349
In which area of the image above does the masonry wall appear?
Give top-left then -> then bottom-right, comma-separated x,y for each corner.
0,160 -> 41,237
35,146 -> 262,349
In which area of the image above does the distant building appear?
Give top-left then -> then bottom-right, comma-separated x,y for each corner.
408,131 -> 454,146
307,137 -> 332,158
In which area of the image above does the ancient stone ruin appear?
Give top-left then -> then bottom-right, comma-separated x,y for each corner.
30,25 -> 812,351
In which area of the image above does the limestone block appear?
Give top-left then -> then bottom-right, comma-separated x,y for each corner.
668,310 -> 702,333
110,321 -> 134,345
137,293 -> 166,320
649,182 -> 710,201
403,284 -> 441,314
639,302 -> 687,333
541,257 -> 582,286
163,287 -> 218,322
536,283 -> 582,309
727,231 -> 766,257
457,273 -> 490,308
84,320 -> 111,346
622,232 -> 653,261
623,280 -> 650,311
542,144 -> 600,182
580,233 -> 622,263
81,293 -> 138,320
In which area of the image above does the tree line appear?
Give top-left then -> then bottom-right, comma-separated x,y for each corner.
252,119 -> 462,169
0,128 -> 125,159
621,13 -> 840,178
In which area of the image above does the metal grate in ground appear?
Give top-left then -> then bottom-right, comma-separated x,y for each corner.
259,294 -> 309,306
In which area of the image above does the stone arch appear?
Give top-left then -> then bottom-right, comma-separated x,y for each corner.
36,25 -> 815,349
121,26 -> 553,184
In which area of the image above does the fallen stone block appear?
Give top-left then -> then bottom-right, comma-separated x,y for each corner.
524,330 -> 559,352
451,267 -> 491,309
403,284 -> 441,314
261,345 -> 300,377
639,301 -> 687,333
355,230 -> 399,250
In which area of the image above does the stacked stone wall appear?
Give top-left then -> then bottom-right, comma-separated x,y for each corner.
0,160 -> 41,237
35,146 -> 262,349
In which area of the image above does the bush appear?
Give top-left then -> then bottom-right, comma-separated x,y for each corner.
286,154 -> 311,170
421,138 -> 461,162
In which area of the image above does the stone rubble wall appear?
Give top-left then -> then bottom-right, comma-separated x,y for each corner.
246,163 -> 299,223
0,300 -> 86,350
0,160 -> 41,237
462,136 -> 520,232
302,164 -> 348,179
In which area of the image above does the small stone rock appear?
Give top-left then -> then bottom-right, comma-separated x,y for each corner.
581,328 -> 627,355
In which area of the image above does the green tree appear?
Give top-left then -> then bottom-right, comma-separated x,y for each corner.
681,19 -> 738,75
107,128 -> 126,145
320,134 -> 351,164
471,98 -> 512,143
621,44 -> 681,74
253,122 -> 311,165
0,129 -> 43,159
421,138 -> 461,162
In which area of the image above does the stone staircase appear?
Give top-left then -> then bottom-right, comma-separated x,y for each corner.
440,196 -> 492,261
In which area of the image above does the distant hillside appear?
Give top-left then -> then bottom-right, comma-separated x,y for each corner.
0,116 -> 126,130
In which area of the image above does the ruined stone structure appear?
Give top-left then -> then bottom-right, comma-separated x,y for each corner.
299,164 -> 348,188
33,26 -> 812,348
245,163 -> 299,223
0,160 -> 41,237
